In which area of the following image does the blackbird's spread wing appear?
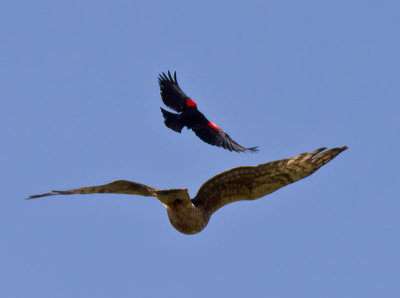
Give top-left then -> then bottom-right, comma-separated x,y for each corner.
27,180 -> 159,199
192,146 -> 348,216
158,71 -> 189,112
193,124 -> 259,153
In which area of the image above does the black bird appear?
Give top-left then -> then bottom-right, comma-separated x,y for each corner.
158,71 -> 259,153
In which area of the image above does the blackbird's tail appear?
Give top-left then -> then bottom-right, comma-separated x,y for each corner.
160,108 -> 185,133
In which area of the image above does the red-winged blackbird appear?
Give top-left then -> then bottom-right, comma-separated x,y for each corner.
158,71 -> 259,153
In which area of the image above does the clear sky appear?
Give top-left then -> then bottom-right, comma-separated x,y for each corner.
1,1 -> 399,297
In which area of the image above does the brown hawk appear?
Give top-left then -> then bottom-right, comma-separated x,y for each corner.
28,146 -> 347,234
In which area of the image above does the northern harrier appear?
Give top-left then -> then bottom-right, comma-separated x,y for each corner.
159,71 -> 258,153
28,146 -> 347,234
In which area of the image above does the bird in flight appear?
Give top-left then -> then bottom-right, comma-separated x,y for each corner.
27,146 -> 347,234
158,71 -> 258,153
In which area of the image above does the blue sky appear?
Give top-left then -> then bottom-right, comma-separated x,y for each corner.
1,1 -> 399,297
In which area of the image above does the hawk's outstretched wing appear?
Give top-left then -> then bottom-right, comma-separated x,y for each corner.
27,180 -> 159,199
27,180 -> 192,206
192,146 -> 348,216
